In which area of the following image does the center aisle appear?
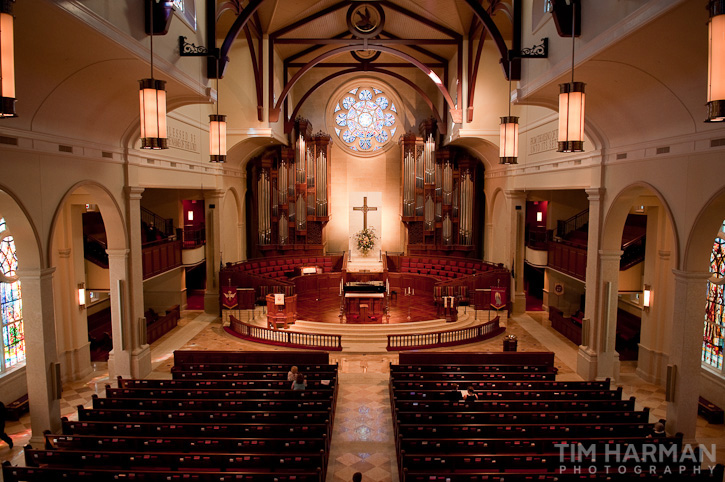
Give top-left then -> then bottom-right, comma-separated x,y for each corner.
325,371 -> 399,482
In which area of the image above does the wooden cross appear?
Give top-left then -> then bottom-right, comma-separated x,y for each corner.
353,196 -> 377,230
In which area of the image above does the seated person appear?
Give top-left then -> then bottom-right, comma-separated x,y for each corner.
447,383 -> 462,402
287,366 -> 299,382
464,386 -> 478,402
291,373 -> 307,390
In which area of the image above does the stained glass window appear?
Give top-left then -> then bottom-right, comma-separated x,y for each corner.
703,219 -> 725,370
332,84 -> 398,154
0,218 -> 25,371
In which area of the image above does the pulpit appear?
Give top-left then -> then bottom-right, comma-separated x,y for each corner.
266,293 -> 297,330
441,295 -> 458,322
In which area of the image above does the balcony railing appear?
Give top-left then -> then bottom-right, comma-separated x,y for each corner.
183,227 -> 206,249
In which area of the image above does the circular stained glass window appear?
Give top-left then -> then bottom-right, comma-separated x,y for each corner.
330,84 -> 399,155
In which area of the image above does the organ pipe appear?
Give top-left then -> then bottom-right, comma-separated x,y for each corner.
443,162 -> 453,206
443,213 -> 452,245
415,144 -> 424,190
424,135 -> 435,184
296,135 -> 306,184
425,195 -> 434,231
279,214 -> 288,245
316,148 -> 327,216
278,160 -> 287,205
403,150 -> 415,217
297,193 -> 306,231
460,171 -> 473,245
258,170 -> 271,245
307,145 -> 315,187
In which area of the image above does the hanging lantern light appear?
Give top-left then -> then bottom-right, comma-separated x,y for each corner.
557,81 -> 585,152
139,78 -> 168,148
209,114 -> 227,162
499,58 -> 519,164
209,55 -> 227,163
0,0 -> 17,118
557,1 -> 585,152
707,0 -> 725,122
499,116 -> 519,164
139,0 -> 168,149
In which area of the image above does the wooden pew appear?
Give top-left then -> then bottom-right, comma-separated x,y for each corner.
391,386 -> 624,401
77,406 -> 331,424
117,377 -> 336,391
172,362 -> 338,372
398,434 -> 681,455
44,432 -> 328,454
393,397 -> 637,413
2,464 -> 323,482
25,448 -> 325,473
396,421 -> 653,438
61,418 -> 330,438
399,469 -> 725,482
106,387 -> 335,400
394,408 -> 649,425
390,379 -> 611,390
171,369 -> 337,380
173,350 -> 330,365
92,394 -> 333,412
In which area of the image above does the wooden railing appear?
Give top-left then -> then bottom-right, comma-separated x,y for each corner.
227,315 -> 342,351
556,208 -> 589,238
386,316 -> 504,351
142,240 -> 182,279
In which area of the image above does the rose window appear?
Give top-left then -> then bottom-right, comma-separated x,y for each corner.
333,86 -> 398,153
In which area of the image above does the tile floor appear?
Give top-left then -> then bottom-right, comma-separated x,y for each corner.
0,308 -> 723,482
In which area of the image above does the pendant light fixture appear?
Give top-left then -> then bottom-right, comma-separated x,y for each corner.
139,0 -> 168,149
209,57 -> 226,162
0,0 -> 17,118
500,58 -> 519,164
557,0 -> 585,152
707,0 -> 725,122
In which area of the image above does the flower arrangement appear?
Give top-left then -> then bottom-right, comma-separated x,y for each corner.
354,226 -> 377,255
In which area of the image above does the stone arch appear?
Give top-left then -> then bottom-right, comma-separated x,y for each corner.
0,184 -> 61,438
598,182 -> 679,383
0,185 -> 43,271
47,181 -> 134,379
683,186 -> 725,273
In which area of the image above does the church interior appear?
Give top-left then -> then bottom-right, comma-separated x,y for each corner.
1,0 -> 725,480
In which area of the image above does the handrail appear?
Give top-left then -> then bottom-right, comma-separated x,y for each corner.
227,315 -> 342,351
556,208 -> 589,239
386,316 -> 504,351
141,206 -> 174,238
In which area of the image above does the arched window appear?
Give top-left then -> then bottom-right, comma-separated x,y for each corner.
703,219 -> 725,370
330,84 -> 399,155
0,217 -> 26,371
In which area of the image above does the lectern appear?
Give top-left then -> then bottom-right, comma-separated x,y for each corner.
266,293 -> 297,330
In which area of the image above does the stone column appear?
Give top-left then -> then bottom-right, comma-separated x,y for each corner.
106,249 -> 132,379
596,249 -> 623,381
17,268 -> 61,444
484,222 -> 494,262
505,191 -> 526,314
667,270 -> 710,440
204,190 -> 225,314
578,188 -> 603,380
125,187 -> 151,378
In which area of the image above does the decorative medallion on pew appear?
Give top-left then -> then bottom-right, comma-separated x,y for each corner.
222,286 -> 238,309
490,286 -> 507,310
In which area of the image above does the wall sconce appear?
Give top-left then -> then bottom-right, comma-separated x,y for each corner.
643,284 -> 651,311
0,0 -> 17,118
187,210 -> 193,221
139,1 -> 168,149
78,283 -> 86,310
707,0 -> 725,122
536,211 -> 543,222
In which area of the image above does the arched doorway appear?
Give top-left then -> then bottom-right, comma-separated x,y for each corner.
598,183 -> 678,383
